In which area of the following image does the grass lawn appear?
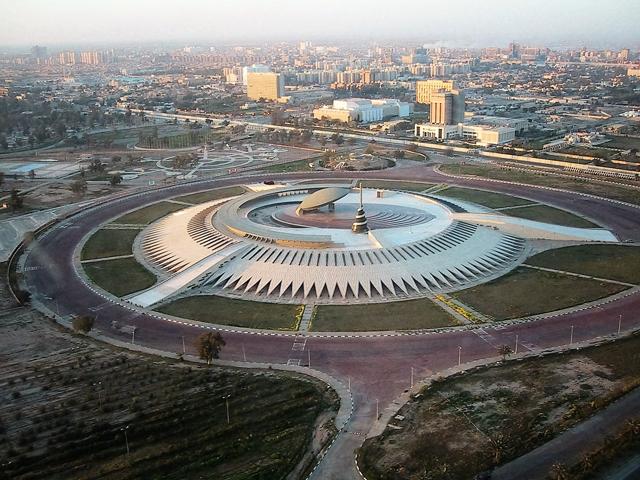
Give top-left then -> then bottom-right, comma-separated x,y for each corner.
360,180 -> 433,192
83,257 -> 156,297
359,334 -> 640,480
312,299 -> 456,331
81,229 -> 140,260
112,201 -> 187,225
439,186 -> 534,209
526,244 -> 640,284
172,185 -> 245,204
156,295 -> 299,330
503,204 -> 599,228
440,163 -> 640,205
453,267 -> 627,320
262,159 -> 315,173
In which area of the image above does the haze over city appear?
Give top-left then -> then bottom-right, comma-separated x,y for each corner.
2,1 -> 640,480
2,0 -> 640,48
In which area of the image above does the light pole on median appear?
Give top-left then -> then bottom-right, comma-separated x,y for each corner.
515,334 -> 519,355
618,314 -> 622,336
570,325 -> 574,346
458,346 -> 462,366
410,367 -> 414,388
131,326 -> 137,345
376,399 -> 379,420
181,336 -> 186,354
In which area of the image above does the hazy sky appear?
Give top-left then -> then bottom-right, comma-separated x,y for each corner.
2,0 -> 639,48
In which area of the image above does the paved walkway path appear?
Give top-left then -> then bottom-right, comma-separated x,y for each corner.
492,387 -> 640,480
81,254 -> 134,263
521,263 -> 638,287
299,304 -> 314,333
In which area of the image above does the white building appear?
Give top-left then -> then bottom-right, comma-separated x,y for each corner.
313,98 -> 413,124
414,122 -> 516,146
466,115 -> 530,134
461,124 -> 516,146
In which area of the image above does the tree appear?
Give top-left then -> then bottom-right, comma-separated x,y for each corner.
70,179 -> 88,196
109,174 -> 123,187
14,289 -> 31,305
497,344 -> 514,361
89,159 -> 104,172
197,332 -> 226,365
10,189 -> 24,211
72,315 -> 95,333
28,169 -> 36,180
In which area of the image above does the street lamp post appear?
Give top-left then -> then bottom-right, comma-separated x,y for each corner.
93,381 -> 103,410
181,336 -> 186,354
410,367 -> 414,388
570,325 -> 574,346
131,326 -> 137,345
376,399 -> 379,420
458,346 -> 462,366
514,334 -> 519,355
120,425 -> 130,456
618,314 -> 622,335
222,394 -> 231,424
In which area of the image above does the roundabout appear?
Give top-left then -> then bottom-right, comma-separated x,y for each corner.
16,165 -> 640,479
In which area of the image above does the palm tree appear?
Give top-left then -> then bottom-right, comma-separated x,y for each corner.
197,332 -> 226,365
497,345 -> 514,361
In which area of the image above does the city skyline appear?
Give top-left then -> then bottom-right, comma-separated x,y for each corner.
2,0 -> 640,49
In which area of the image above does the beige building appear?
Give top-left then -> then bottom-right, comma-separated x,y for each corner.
430,90 -> 465,125
628,67 -> 640,78
416,79 -> 455,104
247,72 -> 284,101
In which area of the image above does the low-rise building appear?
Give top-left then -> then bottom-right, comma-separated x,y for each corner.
414,122 -> 516,146
313,98 -> 413,124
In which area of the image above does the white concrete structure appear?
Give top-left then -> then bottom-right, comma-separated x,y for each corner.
414,122 -> 516,146
313,98 -> 413,124
128,185 -> 617,306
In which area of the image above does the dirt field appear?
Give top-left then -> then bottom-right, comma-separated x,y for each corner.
0,267 -> 337,480
359,335 -> 640,480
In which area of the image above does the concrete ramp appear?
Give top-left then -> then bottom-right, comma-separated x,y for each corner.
453,213 -> 618,242
127,243 -> 245,308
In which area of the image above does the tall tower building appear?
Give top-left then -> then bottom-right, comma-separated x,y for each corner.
415,79 -> 455,104
429,90 -> 465,125
246,72 -> 284,101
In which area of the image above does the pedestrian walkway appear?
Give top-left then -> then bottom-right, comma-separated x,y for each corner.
299,303 -> 315,332
81,254 -> 135,263
522,263 -> 637,287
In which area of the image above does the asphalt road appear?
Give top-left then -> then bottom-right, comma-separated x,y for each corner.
21,164 -> 640,479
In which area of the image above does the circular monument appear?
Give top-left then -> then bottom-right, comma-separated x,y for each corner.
124,181 -> 617,308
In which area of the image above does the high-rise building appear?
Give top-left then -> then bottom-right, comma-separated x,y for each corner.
415,79 -> 455,104
246,72 -> 284,101
242,64 -> 271,85
429,90 -> 465,125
